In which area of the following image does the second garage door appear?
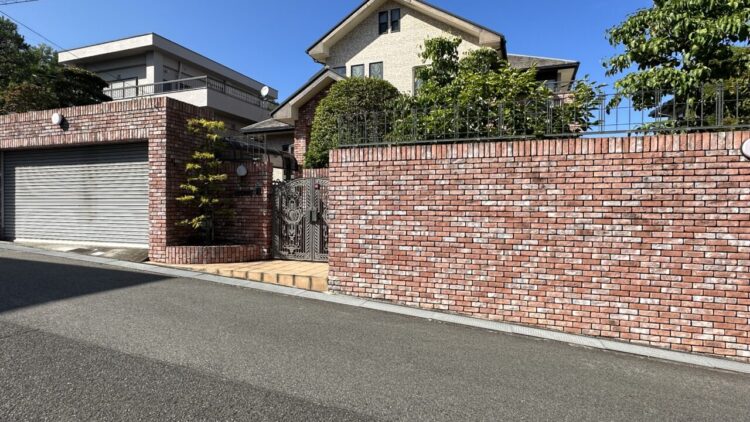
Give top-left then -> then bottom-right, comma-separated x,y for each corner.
2,143 -> 149,246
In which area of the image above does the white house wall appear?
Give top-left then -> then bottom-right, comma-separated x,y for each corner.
325,0 -> 484,94
79,54 -> 149,85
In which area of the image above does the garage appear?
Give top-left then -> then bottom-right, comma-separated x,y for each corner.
1,143 -> 149,247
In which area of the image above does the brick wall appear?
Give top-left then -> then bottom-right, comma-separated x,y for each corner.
302,168 -> 329,179
329,132 -> 750,362
0,98 -> 273,264
216,161 -> 273,252
164,244 -> 264,265
293,88 -> 331,166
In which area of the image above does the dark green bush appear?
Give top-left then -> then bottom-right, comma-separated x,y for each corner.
305,77 -> 399,168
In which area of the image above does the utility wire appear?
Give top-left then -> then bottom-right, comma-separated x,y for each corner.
0,10 -> 66,51
0,9 -> 121,81
0,0 -> 39,5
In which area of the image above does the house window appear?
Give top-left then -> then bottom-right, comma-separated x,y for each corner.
108,78 -> 138,99
390,9 -> 401,32
351,64 -> 365,78
378,11 -> 389,35
333,66 -> 346,77
369,62 -> 383,79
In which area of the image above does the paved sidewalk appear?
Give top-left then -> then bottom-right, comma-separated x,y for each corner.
167,260 -> 329,291
1,247 -> 749,421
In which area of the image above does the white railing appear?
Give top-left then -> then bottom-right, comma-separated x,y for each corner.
103,76 -> 277,111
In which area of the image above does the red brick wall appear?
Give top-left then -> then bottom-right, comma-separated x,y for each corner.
293,88 -> 331,166
302,168 -> 329,179
216,161 -> 273,252
329,132 -> 750,362
164,244 -> 264,265
0,98 -> 273,264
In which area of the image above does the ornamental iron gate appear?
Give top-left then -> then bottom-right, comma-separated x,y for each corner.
272,177 -> 328,262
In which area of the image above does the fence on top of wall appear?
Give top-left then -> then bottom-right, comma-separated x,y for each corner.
336,81 -> 750,147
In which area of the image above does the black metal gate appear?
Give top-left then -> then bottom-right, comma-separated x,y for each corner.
272,177 -> 328,262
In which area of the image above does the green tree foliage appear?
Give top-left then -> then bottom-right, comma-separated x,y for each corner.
604,0 -> 750,116
305,77 -> 400,168
385,37 -> 602,142
176,119 -> 232,245
0,17 -> 109,114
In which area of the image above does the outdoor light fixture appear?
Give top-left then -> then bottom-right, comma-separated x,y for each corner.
236,164 -> 248,177
51,112 -> 63,126
742,139 -> 750,160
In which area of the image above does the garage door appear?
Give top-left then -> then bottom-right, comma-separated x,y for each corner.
2,143 -> 149,246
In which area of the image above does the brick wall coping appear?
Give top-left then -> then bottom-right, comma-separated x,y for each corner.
331,131 -> 747,162
0,97 -> 170,125
0,97 -> 206,151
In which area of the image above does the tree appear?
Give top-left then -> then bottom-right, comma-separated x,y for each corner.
382,37 -> 602,142
604,0 -> 750,114
0,16 -> 30,90
305,77 -> 400,168
176,119 -> 232,245
0,17 -> 109,114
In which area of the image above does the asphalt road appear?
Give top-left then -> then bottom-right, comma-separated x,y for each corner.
1,249 -> 749,421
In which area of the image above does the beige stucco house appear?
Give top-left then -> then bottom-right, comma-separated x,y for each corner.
59,33 -> 279,132
244,0 -> 580,166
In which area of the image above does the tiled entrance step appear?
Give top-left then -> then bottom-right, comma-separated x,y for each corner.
169,260 -> 329,292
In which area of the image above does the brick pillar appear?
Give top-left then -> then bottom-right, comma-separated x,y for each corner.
293,87 -> 331,169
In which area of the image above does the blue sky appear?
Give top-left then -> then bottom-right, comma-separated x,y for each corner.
2,0 -> 651,98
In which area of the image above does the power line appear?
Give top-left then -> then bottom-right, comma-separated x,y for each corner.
0,10 -> 66,51
0,9 -> 121,82
0,0 -> 39,6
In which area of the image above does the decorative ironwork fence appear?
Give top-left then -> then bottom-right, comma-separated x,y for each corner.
336,81 -> 750,147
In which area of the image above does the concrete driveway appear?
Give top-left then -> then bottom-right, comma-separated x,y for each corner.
1,248 -> 749,421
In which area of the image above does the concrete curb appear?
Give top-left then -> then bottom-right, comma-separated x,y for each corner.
2,241 -> 749,375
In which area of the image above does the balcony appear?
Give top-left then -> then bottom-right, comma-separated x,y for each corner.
103,76 -> 277,123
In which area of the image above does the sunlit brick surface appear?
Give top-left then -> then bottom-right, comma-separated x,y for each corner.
329,132 -> 750,361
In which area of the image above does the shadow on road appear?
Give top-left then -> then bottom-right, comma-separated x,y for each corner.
0,256 -> 167,313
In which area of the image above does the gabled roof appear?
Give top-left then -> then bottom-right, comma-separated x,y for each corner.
307,0 -> 507,62
271,68 -> 345,124
241,118 -> 294,134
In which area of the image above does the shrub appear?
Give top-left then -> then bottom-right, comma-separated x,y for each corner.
305,77 -> 400,168
176,119 -> 232,245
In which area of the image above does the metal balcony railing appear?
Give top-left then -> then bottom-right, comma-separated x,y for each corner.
103,76 -> 277,111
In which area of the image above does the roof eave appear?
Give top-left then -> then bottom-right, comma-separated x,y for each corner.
306,0 -> 507,61
271,69 -> 345,124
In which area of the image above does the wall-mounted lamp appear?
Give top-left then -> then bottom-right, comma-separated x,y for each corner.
742,139 -> 750,160
255,181 -> 262,196
51,112 -> 63,126
236,164 -> 248,177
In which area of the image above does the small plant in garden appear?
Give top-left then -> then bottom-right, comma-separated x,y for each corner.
176,119 -> 231,245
